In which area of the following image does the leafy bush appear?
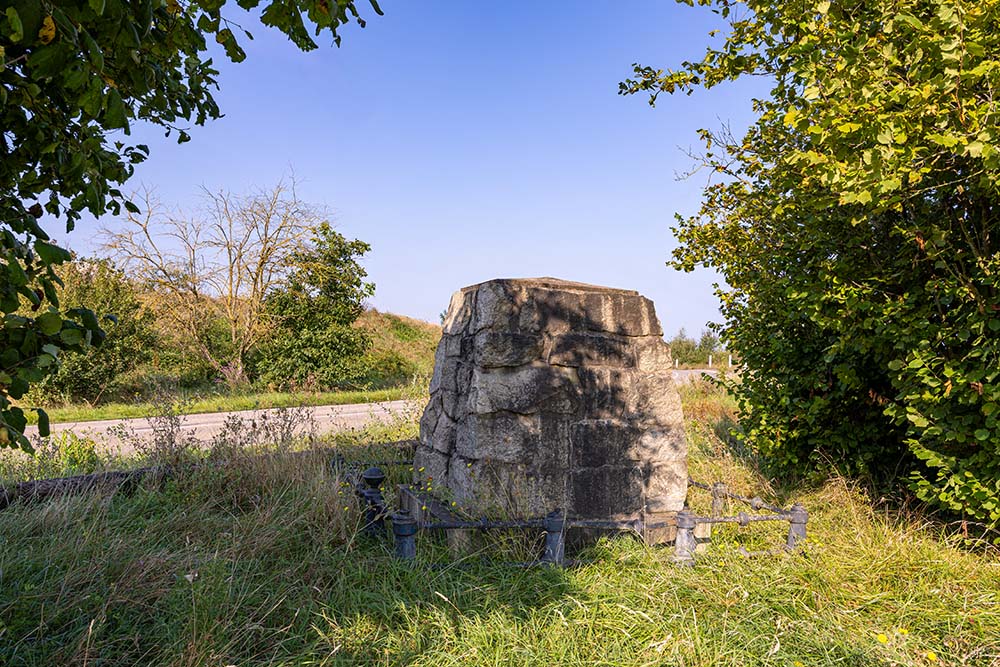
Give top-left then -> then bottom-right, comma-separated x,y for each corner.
358,349 -> 420,389
145,308 -> 237,390
623,0 -> 1000,529
30,259 -> 156,405
254,222 -> 376,390
254,325 -> 373,390
50,431 -> 101,475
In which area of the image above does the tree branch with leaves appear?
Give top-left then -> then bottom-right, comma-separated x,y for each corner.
0,0 -> 382,448
623,0 -> 1000,529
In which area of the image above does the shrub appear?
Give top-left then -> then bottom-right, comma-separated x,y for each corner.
669,328 -> 724,366
30,259 -> 156,405
253,325 -> 373,390
253,222 -> 375,390
358,349 -> 419,389
623,0 -> 1000,530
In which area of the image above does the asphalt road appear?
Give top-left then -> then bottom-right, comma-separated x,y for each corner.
24,399 -> 418,452
24,369 -> 720,451
673,368 -> 720,383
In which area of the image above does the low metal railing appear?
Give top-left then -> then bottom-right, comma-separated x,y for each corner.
348,467 -> 809,568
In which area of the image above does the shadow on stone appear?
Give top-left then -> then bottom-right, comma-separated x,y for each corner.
413,277 -> 687,549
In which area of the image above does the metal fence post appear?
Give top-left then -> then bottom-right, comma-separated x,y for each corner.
786,503 -> 808,550
359,467 -> 387,539
362,488 -> 386,538
673,510 -> 697,566
361,466 -> 386,490
692,482 -> 728,552
541,509 -> 565,566
711,482 -> 727,517
392,509 -> 418,561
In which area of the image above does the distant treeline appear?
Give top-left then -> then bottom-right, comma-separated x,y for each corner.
667,328 -> 727,366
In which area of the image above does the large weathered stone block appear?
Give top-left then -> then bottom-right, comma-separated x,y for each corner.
548,333 -> 635,368
415,278 -> 687,545
571,466 -> 644,519
633,371 -> 685,430
639,428 -> 686,462
469,364 -> 579,415
644,463 -> 688,511
441,288 -> 476,335
474,331 -> 543,368
455,412 -> 539,464
570,419 -> 644,467
577,367 -> 637,421
412,447 -> 449,487
447,457 -> 566,517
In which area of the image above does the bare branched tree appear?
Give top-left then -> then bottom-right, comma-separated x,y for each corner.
102,180 -> 323,386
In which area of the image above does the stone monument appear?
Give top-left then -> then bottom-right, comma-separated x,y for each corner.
414,277 -> 686,544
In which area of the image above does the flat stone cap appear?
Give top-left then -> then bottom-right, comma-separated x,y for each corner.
444,276 -> 662,339
461,277 -> 641,296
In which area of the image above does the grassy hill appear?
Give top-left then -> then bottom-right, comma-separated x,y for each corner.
354,309 -> 441,385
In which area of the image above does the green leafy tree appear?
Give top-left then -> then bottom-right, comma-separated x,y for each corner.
254,222 -> 375,389
267,221 -> 374,331
623,0 -> 1000,526
0,0 -> 382,447
31,258 -> 157,405
697,329 -> 719,357
669,328 -> 698,365
669,327 -> 720,365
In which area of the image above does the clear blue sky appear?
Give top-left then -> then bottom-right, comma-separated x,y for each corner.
75,1 -> 764,337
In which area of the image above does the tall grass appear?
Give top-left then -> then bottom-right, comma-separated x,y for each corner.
1,380 -> 997,666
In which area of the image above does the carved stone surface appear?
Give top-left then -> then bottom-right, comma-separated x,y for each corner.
414,277 -> 687,544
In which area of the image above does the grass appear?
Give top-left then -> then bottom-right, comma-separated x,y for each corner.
24,386 -> 412,426
1,381 -> 998,666
355,309 -> 442,378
